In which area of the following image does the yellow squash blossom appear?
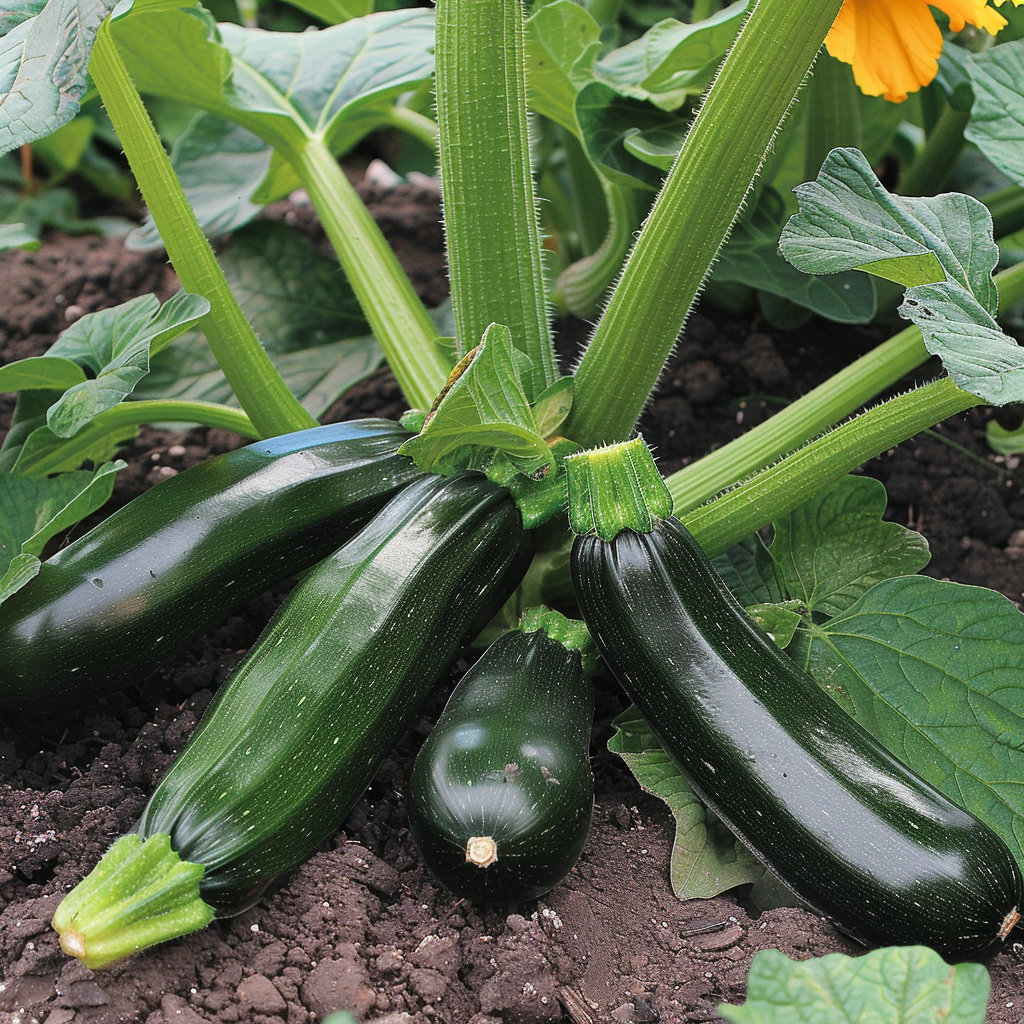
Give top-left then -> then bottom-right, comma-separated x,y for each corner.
826,0 -> 1024,102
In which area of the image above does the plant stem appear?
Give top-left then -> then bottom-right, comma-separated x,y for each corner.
434,0 -> 555,399
665,258 -> 1024,513
294,138 -> 449,412
108,400 -> 258,436
898,98 -> 969,197
803,52 -> 861,182
21,402 -> 258,477
984,185 -> 1024,240
89,23 -> 316,439
552,180 -> 636,317
565,0 -> 845,447
380,105 -> 439,153
682,378 -> 981,559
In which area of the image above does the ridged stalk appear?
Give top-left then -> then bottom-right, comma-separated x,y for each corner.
804,52 -> 861,182
664,259 -> 1024,514
682,378 -> 982,559
89,24 -> 316,438
434,0 -> 555,399
565,0 -> 845,447
293,139 -> 450,412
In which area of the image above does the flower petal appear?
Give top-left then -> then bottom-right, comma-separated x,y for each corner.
826,0 -> 943,102
931,0 -> 1008,32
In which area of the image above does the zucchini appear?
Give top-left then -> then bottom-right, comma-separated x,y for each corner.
0,419 -> 422,710
52,472 -> 532,968
408,608 -> 595,903
567,439 -> 1023,962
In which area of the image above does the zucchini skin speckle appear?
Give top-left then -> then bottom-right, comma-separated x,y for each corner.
409,628 -> 594,903
136,472 -> 532,914
0,419 -> 422,710
572,518 -> 1023,961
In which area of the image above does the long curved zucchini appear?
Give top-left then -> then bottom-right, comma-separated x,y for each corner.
568,440 -> 1022,962
0,419 -> 422,710
52,472 -> 532,968
408,609 -> 594,903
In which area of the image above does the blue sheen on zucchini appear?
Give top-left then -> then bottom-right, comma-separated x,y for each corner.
52,472 -> 532,966
408,618 -> 594,903
0,419 -> 424,710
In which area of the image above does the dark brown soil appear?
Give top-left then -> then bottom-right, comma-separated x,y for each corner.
2,179 -> 1023,1024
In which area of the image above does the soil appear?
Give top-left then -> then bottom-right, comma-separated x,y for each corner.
2,178 -> 1024,1024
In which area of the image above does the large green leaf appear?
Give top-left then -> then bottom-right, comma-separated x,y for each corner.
136,333 -> 380,421
575,83 -> 683,191
900,280 -> 1024,404
592,1 -> 751,111
965,40 -> 1024,187
781,148 -> 998,308
112,6 -> 435,153
42,291 -> 209,436
132,222 -> 381,418
713,188 -> 876,325
607,706 -> 764,900
0,356 -> 87,394
524,0 -> 601,135
794,575 -> 1024,869
712,533 -> 784,607
781,148 -> 1024,404
768,475 -> 930,617
0,460 -> 124,602
187,220 -> 367,351
0,0 -> 119,156
719,946 -> 989,1024
127,115 -> 274,249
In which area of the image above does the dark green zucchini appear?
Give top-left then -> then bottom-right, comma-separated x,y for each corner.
52,472 -> 532,968
0,419 -> 422,710
408,609 -> 594,903
568,442 -> 1022,962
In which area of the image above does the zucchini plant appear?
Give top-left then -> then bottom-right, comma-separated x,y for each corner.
1,0 -> 1024,992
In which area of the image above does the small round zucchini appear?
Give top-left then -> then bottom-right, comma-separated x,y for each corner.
408,610 -> 594,903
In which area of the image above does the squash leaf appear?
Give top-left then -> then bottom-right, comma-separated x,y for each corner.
0,460 -> 125,603
965,40 -> 1024,188
400,324 -> 556,478
767,474 -> 930,617
792,575 -> 1024,870
719,946 -> 989,1024
780,148 -> 1024,405
607,706 -> 764,900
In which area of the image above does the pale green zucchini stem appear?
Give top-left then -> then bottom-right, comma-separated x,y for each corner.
89,24 -> 317,439
51,834 -> 214,970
